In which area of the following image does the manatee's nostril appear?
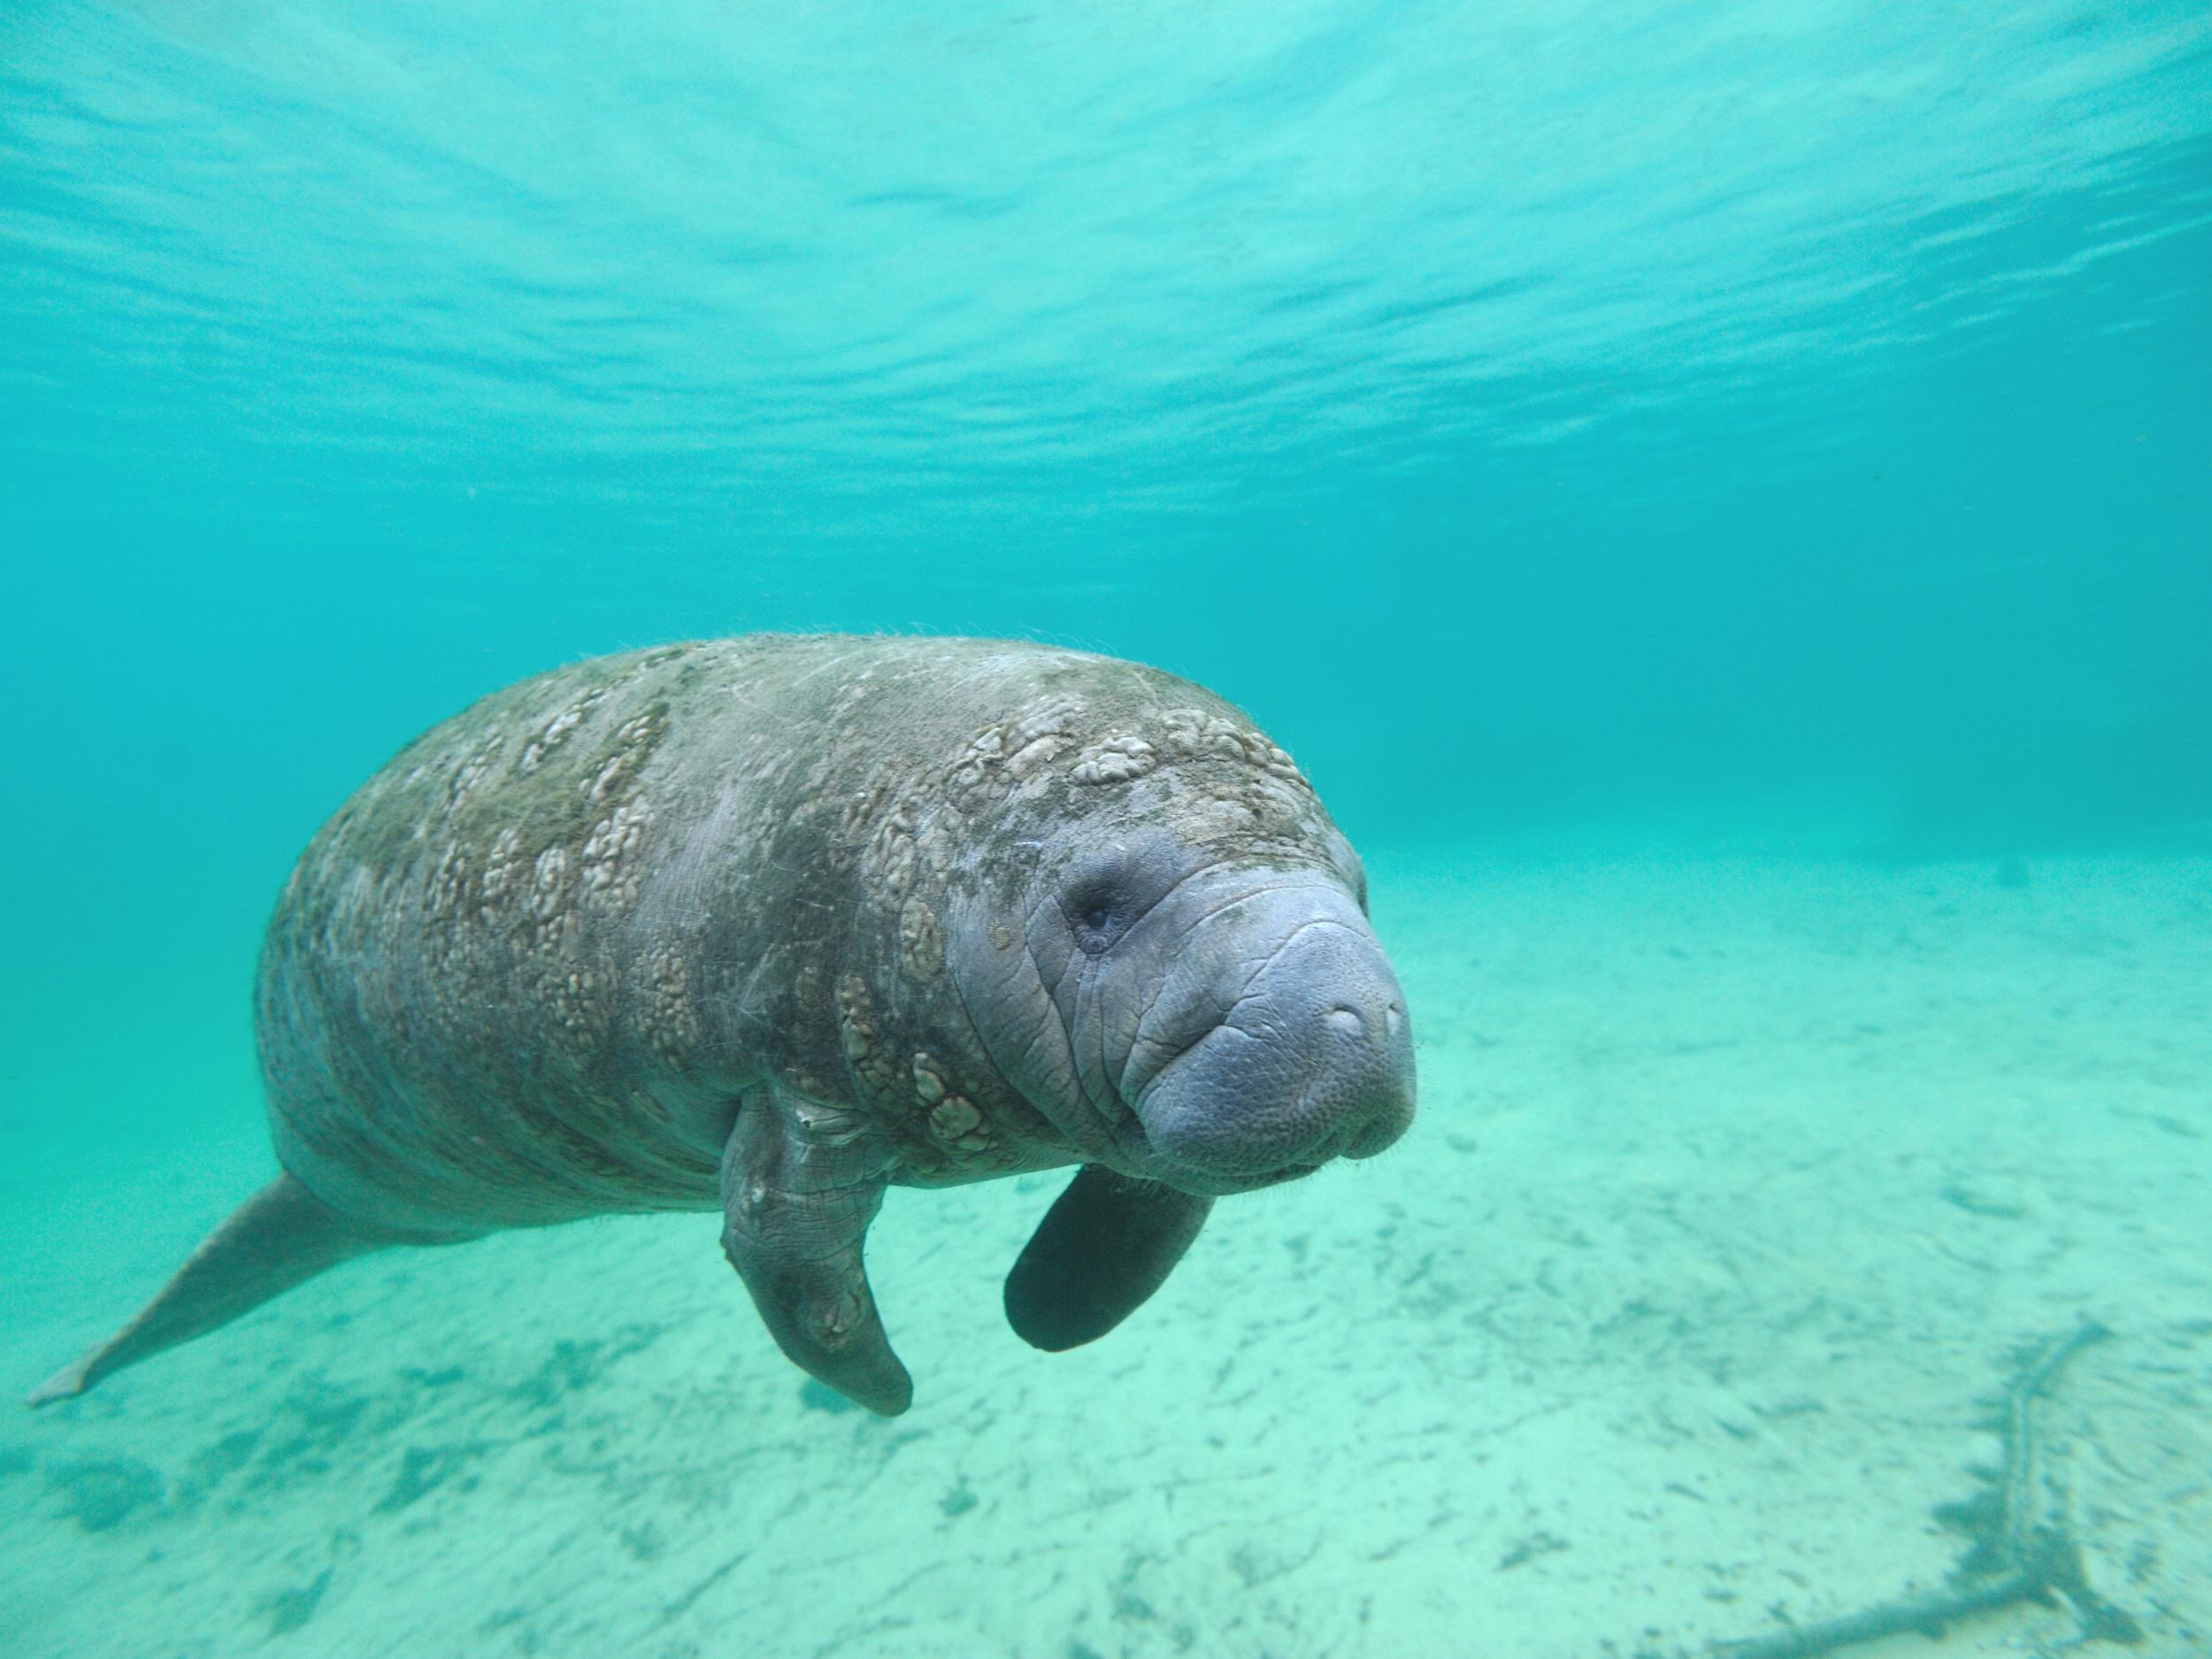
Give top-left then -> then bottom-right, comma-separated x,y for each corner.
1386,1003 -> 1404,1041
1325,1007 -> 1364,1039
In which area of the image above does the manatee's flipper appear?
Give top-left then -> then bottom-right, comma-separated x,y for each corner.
1004,1165 -> 1214,1352
719,1093 -> 911,1417
28,1171 -> 404,1407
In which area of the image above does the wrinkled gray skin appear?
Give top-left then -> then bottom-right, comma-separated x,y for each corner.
32,636 -> 1414,1416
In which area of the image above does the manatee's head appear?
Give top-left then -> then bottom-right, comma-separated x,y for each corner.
949,694 -> 1416,1196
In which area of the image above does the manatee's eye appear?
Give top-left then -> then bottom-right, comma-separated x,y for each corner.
1063,872 -> 1126,954
1058,841 -> 1179,956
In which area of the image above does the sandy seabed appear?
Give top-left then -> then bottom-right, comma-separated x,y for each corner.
4,846 -> 2208,1659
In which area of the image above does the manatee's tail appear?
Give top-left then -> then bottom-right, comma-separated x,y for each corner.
27,1172 -> 404,1407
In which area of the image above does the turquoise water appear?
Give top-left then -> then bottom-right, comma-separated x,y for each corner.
4,4 -> 2209,1655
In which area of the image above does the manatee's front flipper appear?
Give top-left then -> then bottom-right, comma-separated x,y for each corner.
28,1171 -> 408,1407
719,1091 -> 911,1417
1004,1165 -> 1214,1352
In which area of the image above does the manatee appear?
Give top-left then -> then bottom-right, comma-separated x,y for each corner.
31,636 -> 1415,1416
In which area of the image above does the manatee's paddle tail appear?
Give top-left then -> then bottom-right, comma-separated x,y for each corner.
1003,1165 -> 1213,1352
27,1172 -> 408,1407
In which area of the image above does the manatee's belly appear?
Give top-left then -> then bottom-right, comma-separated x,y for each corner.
253,645 -> 741,1233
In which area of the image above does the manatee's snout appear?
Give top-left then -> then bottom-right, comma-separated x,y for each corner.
1280,922 -> 1417,1161
1131,887 -> 1415,1191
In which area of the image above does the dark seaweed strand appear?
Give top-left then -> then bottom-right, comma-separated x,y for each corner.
1702,1565 -> 2055,1659
1998,1317 -> 2108,1563
1702,1318 -> 2141,1659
